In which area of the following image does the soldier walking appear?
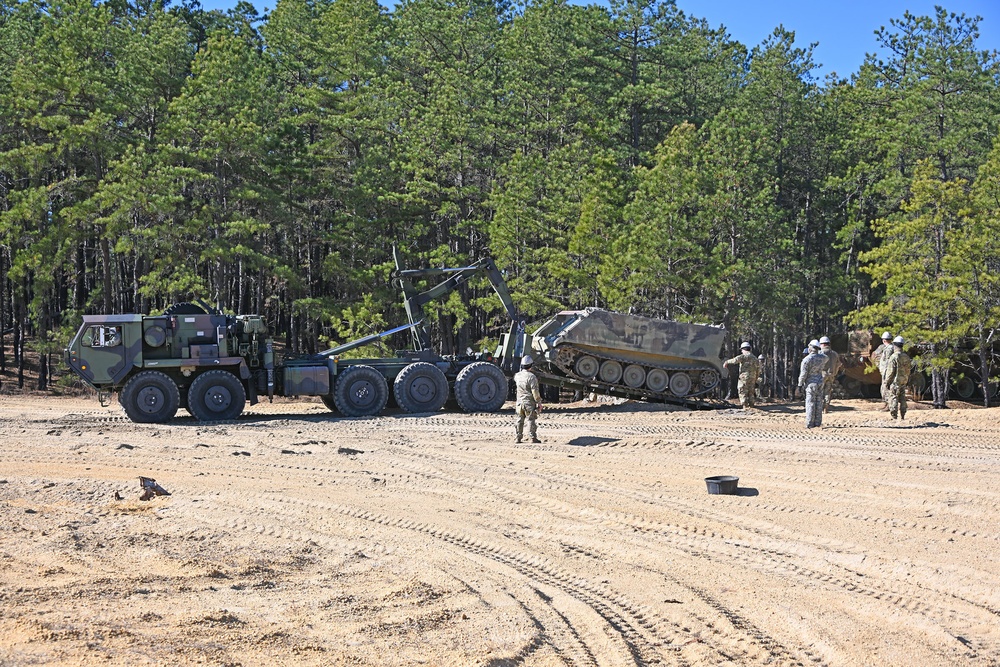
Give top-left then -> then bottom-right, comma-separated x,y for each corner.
799,340 -> 827,428
871,331 -> 894,410
882,336 -> 912,420
723,342 -> 761,409
818,336 -> 841,413
514,355 -> 542,443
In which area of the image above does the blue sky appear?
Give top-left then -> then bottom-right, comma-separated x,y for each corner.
199,0 -> 998,79
685,0 -> 998,78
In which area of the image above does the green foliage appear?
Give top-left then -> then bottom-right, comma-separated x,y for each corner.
854,161 -> 970,370
1,0 -> 999,392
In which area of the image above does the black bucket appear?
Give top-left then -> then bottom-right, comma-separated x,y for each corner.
705,475 -> 739,495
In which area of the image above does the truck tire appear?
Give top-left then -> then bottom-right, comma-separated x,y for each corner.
334,365 -> 388,417
187,370 -> 246,421
120,370 -> 180,423
953,376 -> 975,400
394,362 -> 449,413
454,362 -> 507,413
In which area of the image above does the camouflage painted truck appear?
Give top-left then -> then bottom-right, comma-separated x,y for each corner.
508,308 -> 727,407
64,250 -> 524,423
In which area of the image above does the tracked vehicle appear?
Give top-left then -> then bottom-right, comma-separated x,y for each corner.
521,308 -> 726,406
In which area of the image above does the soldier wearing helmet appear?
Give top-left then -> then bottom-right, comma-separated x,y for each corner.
514,355 -> 542,443
871,331 -> 895,410
798,340 -> 827,428
756,353 -> 767,400
723,341 -> 761,409
882,336 -> 912,420
818,336 -> 841,413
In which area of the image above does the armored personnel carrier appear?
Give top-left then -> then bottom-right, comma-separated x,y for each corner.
525,308 -> 726,406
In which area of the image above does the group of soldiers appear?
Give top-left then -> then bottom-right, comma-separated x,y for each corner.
723,333 -> 913,428
871,332 -> 913,420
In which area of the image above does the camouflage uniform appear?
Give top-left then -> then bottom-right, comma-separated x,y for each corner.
514,368 -> 541,442
798,351 -> 827,428
724,351 -> 761,408
882,348 -> 912,419
872,342 -> 893,407
819,345 -> 841,412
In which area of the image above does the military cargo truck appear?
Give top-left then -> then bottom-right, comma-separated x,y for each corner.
65,250 -> 524,423
511,308 -> 727,406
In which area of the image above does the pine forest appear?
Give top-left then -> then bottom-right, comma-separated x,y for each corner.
1,0 -> 999,404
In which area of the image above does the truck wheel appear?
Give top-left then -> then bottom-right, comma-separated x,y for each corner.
187,370 -> 246,421
334,365 -> 388,417
953,376 -> 975,400
394,362 -> 448,413
454,362 -> 508,413
120,370 -> 180,423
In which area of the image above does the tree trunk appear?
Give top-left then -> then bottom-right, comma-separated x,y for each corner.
930,367 -> 948,409
38,351 -> 48,391
977,331 -> 992,408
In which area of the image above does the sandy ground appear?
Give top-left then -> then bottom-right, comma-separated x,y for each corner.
1,393 -> 999,667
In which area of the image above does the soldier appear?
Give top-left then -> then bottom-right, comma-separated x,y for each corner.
882,336 -> 912,420
871,331 -> 893,409
723,342 -> 761,409
514,355 -> 542,443
799,340 -> 827,428
755,353 -> 766,400
818,336 -> 841,413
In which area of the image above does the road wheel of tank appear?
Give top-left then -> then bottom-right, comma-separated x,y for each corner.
669,372 -> 692,397
120,370 -> 180,423
645,369 -> 668,393
954,376 -> 975,400
320,394 -> 337,413
599,360 -> 623,384
574,355 -> 599,379
394,362 -> 449,413
454,362 -> 508,413
623,364 -> 646,388
334,365 -> 388,417
187,370 -> 246,421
